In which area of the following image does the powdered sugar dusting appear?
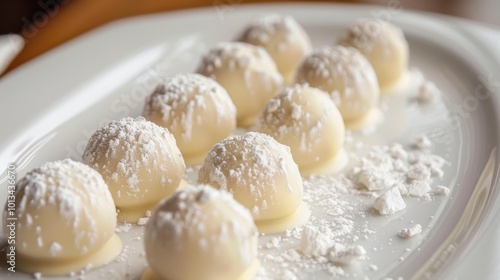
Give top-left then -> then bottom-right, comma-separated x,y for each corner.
349,137 -> 446,197
255,133 -> 450,278
374,187 -> 406,215
398,224 -> 422,239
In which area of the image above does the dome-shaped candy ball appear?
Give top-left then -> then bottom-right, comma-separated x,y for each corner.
197,42 -> 283,127
239,14 -> 312,84
295,46 -> 381,130
6,159 -> 122,275
198,132 -> 310,234
143,73 -> 236,165
142,185 -> 259,280
258,83 -> 347,175
82,117 -> 186,222
338,19 -> 409,93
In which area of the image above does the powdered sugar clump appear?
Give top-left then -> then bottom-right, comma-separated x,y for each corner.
410,68 -> 441,104
299,226 -> 366,264
350,136 -> 446,198
374,187 -> 406,215
434,185 -> 451,196
398,224 -> 422,239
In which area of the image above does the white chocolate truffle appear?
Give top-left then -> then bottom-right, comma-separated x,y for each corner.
143,73 -> 237,164
197,42 -> 283,127
82,117 -> 185,222
143,185 -> 259,280
239,14 -> 312,84
338,19 -> 409,93
7,159 -> 122,275
198,132 -> 310,233
295,46 -> 380,129
258,84 -> 346,175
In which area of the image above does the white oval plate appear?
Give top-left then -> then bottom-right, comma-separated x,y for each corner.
1,3 -> 500,280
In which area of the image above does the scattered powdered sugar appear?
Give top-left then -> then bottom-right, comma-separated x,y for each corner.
414,134 -> 432,150
255,158 -> 371,279
137,217 -> 149,226
299,226 -> 366,264
374,187 -> 406,215
143,73 -> 236,141
349,136 -> 446,198
407,180 -> 431,197
328,243 -> 367,264
410,68 -> 441,104
434,185 -> 451,196
418,80 -> 440,103
114,223 -> 132,233
398,224 -> 422,239
136,211 -> 152,226
256,134 -> 449,278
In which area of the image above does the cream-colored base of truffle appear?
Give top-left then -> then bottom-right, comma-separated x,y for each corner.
117,180 -> 187,223
178,179 -> 188,188
183,152 -> 209,166
256,202 -> 311,234
300,148 -> 348,177
238,115 -> 259,128
141,259 -> 260,280
16,234 -> 122,276
380,71 -> 409,95
282,72 -> 295,86
345,108 -> 383,131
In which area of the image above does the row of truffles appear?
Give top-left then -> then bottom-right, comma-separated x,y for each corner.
8,125 -> 308,279
6,14 -> 409,279
142,132 -> 310,279
138,15 -> 408,173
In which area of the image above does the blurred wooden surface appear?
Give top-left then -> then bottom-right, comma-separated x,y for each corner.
1,0 -> 499,75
